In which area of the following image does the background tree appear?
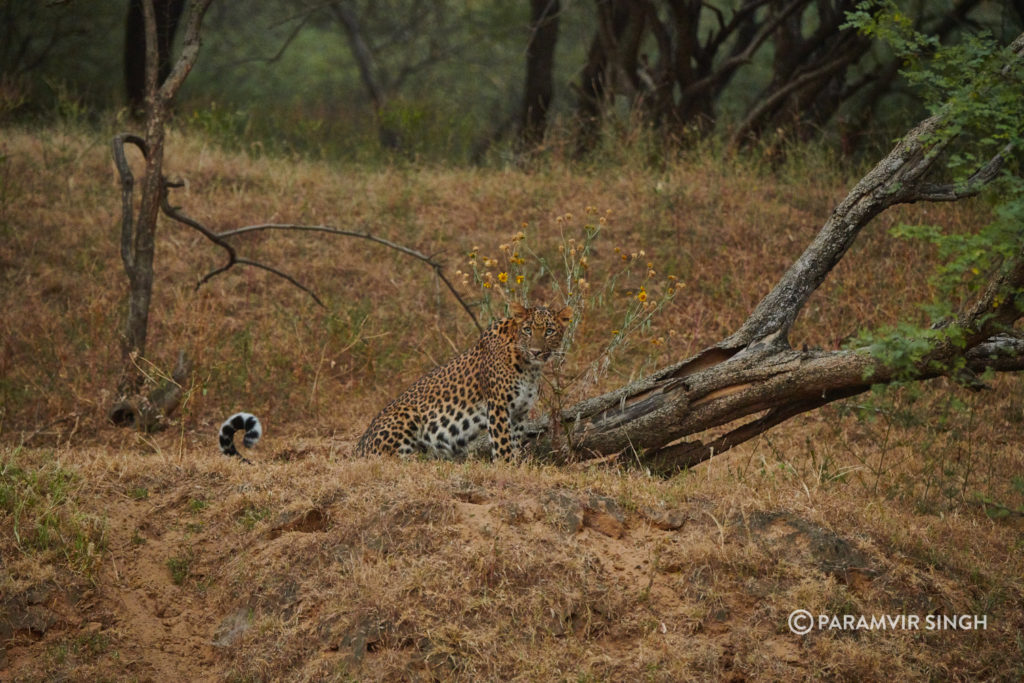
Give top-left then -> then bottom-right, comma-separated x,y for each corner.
124,0 -> 185,116
566,0 -> 1016,155
3,1 -> 1020,159
519,0 -> 561,150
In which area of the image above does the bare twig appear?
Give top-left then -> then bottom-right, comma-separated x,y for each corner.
214,222 -> 482,331
113,128 -> 481,329
157,187 -> 326,306
156,186 -> 484,329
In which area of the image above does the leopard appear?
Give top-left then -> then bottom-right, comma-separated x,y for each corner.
218,412 -> 262,463
354,303 -> 573,461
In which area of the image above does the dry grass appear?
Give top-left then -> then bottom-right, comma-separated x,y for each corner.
1,124 -> 1023,680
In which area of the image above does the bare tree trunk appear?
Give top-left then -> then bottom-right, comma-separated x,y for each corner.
329,2 -> 402,150
519,0 -> 560,149
124,0 -> 186,117
573,0 -> 646,156
528,33 -> 1024,472
112,0 -> 213,428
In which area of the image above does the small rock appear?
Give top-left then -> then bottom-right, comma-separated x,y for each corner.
451,478 -> 489,504
213,606 -> 252,648
541,491 -> 583,534
19,605 -> 57,635
24,585 -> 54,606
640,506 -> 687,531
583,495 -> 625,538
493,501 -> 529,525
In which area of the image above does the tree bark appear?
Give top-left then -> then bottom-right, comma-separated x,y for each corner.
124,0 -> 186,116
573,0 -> 646,155
519,0 -> 560,149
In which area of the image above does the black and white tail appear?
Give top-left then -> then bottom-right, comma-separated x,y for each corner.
219,412 -> 262,463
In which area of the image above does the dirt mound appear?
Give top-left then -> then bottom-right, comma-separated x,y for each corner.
3,441 -> 1022,680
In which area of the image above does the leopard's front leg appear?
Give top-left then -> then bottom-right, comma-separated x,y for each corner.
486,400 -> 518,460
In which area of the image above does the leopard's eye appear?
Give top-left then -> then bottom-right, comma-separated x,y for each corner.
521,325 -> 532,334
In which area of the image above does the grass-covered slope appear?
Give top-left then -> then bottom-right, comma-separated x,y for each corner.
1,125 -> 1022,679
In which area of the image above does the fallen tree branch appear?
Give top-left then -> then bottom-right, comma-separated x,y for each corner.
523,30 -> 1024,471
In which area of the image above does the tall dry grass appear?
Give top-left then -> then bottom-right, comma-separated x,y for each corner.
1,122 -> 1022,679
0,124 -> 939,434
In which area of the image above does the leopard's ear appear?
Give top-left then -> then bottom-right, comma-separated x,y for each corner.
556,306 -> 573,325
509,302 -> 529,320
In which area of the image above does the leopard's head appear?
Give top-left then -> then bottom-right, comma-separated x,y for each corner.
509,303 -> 573,363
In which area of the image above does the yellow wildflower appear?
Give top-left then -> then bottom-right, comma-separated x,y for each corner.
498,272 -> 509,283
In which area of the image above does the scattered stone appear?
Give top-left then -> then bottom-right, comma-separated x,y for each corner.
337,617 -> 387,665
493,501 -> 529,525
264,507 -> 329,539
16,605 -> 57,636
541,490 -> 583,534
24,585 -> 54,606
583,495 -> 625,538
213,606 -> 252,648
640,505 -> 687,531
0,585 -> 59,640
450,478 -> 489,504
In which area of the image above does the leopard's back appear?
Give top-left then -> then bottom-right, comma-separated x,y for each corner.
354,345 -> 491,459
355,304 -> 572,460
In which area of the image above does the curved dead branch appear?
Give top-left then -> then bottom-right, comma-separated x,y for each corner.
214,223 -> 481,332
111,134 -> 481,330
158,191 -> 326,307
111,133 -> 148,273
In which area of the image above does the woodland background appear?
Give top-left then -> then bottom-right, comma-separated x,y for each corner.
1,1 -> 1023,680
